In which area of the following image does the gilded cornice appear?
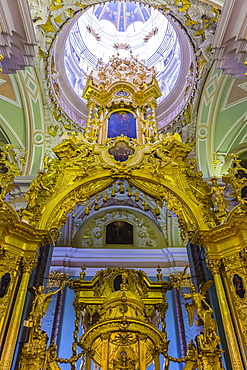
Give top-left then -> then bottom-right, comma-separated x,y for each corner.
191,217 -> 247,259
0,200 -> 47,257
0,215 -> 47,256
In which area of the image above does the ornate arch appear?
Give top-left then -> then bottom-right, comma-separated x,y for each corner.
22,134 -> 217,240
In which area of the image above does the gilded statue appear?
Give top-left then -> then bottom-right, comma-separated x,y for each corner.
19,333 -> 48,370
210,177 -> 226,213
180,281 -> 213,327
113,351 -> 136,370
179,280 -> 223,361
183,340 -> 198,370
25,282 -> 68,332
26,170 -> 53,208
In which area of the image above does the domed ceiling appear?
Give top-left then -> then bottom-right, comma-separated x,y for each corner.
50,1 -> 195,129
93,2 -> 151,32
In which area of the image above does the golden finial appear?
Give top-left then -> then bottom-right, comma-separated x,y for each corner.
84,203 -> 90,215
120,271 -> 129,291
103,190 -> 108,202
119,182 -> 125,194
94,196 -> 99,210
142,197 -> 149,211
156,266 -> 163,282
127,186 -> 132,197
153,202 -> 160,216
80,264 -> 86,280
111,185 -> 116,197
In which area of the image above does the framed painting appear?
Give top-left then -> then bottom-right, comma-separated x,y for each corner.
105,221 -> 133,245
108,141 -> 135,162
107,111 -> 137,139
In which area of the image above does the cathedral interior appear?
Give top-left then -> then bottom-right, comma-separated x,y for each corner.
0,0 -> 247,369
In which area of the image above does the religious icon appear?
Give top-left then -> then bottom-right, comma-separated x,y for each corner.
0,273 -> 11,298
233,274 -> 245,298
109,141 -> 135,162
108,111 -> 137,139
105,221 -> 133,245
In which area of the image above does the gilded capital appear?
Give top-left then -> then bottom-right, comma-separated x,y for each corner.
206,258 -> 222,275
21,257 -> 37,274
47,270 -> 69,287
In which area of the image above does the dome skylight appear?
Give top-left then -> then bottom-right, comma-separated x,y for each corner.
93,2 -> 151,32
51,1 -> 195,129
64,2 -> 180,102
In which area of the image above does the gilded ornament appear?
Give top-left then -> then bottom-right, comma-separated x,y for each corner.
47,270 -> 69,287
210,177 -> 227,214
0,144 -> 21,202
21,257 -> 38,274
205,258 -> 222,275
40,14 -> 55,34
24,281 -> 68,333
176,0 -> 191,12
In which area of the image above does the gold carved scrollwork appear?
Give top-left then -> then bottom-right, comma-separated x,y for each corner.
0,251 -> 20,319
221,253 -> 247,348
23,130 -> 212,238
0,144 -> 21,202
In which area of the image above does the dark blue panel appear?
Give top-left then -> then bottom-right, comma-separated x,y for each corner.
108,111 -> 137,139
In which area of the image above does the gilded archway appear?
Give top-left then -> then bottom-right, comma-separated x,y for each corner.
22,133 -> 217,240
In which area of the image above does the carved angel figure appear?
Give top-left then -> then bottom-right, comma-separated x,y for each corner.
26,282 -> 67,331
181,281 -> 213,327
210,178 -> 226,213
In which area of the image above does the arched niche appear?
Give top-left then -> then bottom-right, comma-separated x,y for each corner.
72,207 -> 167,249
0,70 -> 45,175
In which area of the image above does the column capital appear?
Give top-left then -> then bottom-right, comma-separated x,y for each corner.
47,270 -> 69,287
21,256 -> 37,274
206,258 -> 222,275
